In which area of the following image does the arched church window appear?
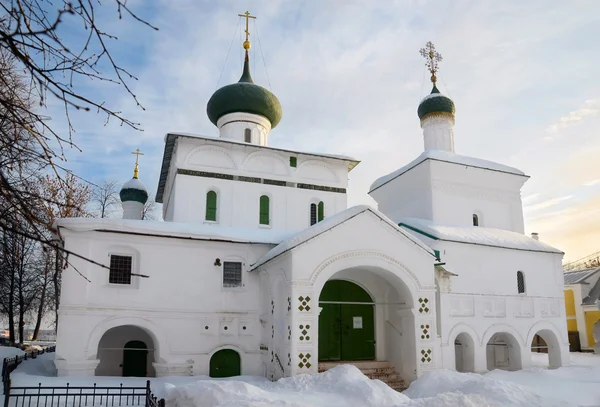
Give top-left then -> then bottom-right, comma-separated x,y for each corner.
244,128 -> 251,143
310,201 -> 325,226
472,214 -> 479,226
259,195 -> 270,225
206,191 -> 218,221
517,271 -> 526,294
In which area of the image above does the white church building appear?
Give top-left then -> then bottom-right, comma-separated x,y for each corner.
53,35 -> 569,385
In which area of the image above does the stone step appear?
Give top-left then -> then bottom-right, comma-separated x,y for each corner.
318,361 -> 407,392
364,372 -> 400,381
319,360 -> 392,370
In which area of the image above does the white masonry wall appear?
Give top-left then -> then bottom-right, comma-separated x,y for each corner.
161,137 -> 350,231
428,239 -> 569,372
370,159 -> 527,232
54,228 -> 273,377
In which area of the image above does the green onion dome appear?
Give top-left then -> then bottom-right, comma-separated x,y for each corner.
120,177 -> 148,204
207,52 -> 282,129
417,85 -> 455,120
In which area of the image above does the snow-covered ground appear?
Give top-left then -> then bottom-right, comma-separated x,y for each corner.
2,352 -> 600,407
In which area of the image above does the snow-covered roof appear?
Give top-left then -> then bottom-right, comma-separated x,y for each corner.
582,277 -> 600,306
399,217 -> 563,254
121,178 -> 147,192
249,205 -> 435,271
564,267 -> 600,285
156,132 -> 360,203
54,218 -> 296,245
369,150 -> 527,193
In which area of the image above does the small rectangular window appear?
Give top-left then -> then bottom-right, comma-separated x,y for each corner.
290,157 -> 297,167
223,262 -> 242,288
109,255 -> 132,285
244,128 -> 252,143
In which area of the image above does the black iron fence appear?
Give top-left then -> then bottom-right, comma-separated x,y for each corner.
2,346 -> 56,396
2,346 -> 165,407
4,381 -> 165,407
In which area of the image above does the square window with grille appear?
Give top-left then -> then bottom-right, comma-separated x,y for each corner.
223,261 -> 242,288
109,255 -> 132,285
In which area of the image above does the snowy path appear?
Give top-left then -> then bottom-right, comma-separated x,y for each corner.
2,351 -> 600,407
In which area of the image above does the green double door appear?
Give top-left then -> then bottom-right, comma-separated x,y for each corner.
210,349 -> 241,378
318,280 -> 375,361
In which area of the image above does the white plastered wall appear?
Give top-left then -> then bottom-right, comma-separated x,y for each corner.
54,229 -> 274,377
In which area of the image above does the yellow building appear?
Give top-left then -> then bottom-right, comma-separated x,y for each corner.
564,267 -> 600,351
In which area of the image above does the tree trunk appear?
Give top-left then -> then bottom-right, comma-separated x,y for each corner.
53,247 -> 61,331
7,269 -> 15,342
32,266 -> 48,341
18,236 -> 26,344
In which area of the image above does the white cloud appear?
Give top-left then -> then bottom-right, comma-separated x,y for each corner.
584,179 -> 600,187
546,99 -> 600,134
524,195 -> 573,213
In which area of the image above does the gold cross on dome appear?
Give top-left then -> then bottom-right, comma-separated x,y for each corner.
419,41 -> 443,85
238,11 -> 256,50
131,148 -> 144,179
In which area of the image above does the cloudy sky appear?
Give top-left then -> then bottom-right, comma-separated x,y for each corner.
50,0 -> 599,263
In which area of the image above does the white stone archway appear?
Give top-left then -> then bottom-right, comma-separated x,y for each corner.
295,250 -> 432,382
95,325 -> 156,377
446,323 -> 480,373
526,321 -> 568,368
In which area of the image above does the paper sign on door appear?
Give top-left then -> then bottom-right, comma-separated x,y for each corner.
353,316 -> 363,329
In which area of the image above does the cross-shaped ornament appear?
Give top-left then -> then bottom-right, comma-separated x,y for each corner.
419,41 -> 443,85
131,148 -> 144,179
238,10 -> 256,50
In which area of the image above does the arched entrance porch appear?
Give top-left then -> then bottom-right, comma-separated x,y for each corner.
313,263 -> 422,381
95,325 -> 156,377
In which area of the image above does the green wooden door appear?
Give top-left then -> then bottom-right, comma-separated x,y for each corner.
122,340 -> 148,377
318,303 -> 342,360
210,349 -> 241,378
318,280 -> 375,361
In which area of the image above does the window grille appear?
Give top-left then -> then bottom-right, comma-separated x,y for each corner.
310,203 -> 317,225
206,191 -> 217,221
472,214 -> 479,226
517,271 -> 525,294
259,195 -> 270,225
109,255 -> 132,285
223,262 -> 242,288
244,128 -> 251,143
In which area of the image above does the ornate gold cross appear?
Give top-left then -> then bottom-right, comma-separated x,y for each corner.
131,148 -> 144,179
419,41 -> 443,85
238,10 -> 256,50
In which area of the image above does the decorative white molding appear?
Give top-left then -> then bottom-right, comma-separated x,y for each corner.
430,178 -> 521,203
309,250 -> 425,290
513,297 -> 534,318
482,298 -> 506,318
296,160 -> 339,183
449,296 -> 475,317
184,144 -> 237,170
